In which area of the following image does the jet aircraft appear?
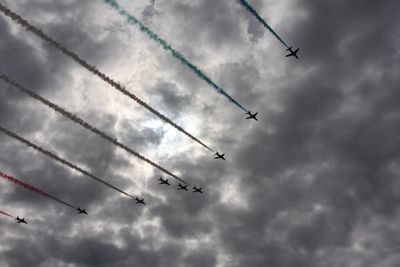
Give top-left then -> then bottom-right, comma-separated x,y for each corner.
193,186 -> 203,194
16,216 -> 27,224
77,208 -> 88,215
135,197 -> 146,205
214,152 -> 226,160
285,47 -> 299,59
177,183 -> 189,191
159,177 -> 170,185
246,111 -> 258,121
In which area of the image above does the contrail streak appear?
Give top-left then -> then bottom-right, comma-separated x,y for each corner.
238,0 -> 289,48
103,0 -> 248,113
0,170 -> 76,210
0,126 -> 136,200
0,210 -> 15,219
0,2 -> 213,152
0,73 -> 190,185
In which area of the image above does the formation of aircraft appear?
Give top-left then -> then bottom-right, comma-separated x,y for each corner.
15,216 -> 27,224
214,152 -> 226,160
0,1 -> 306,235
285,47 -> 300,59
158,178 -> 204,194
246,111 -> 258,121
135,197 -> 146,205
192,186 -> 203,194
159,177 -> 170,185
77,208 -> 88,215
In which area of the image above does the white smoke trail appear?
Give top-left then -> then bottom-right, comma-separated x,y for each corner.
0,126 -> 137,200
0,2 -> 214,152
0,73 -> 191,186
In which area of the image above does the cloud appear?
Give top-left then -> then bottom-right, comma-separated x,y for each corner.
1,0 -> 400,266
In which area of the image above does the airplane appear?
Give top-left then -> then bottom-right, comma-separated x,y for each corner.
158,177 -> 170,185
285,47 -> 300,59
177,183 -> 188,191
15,216 -> 27,224
192,186 -> 203,194
214,152 -> 226,160
135,197 -> 146,205
77,208 -> 88,215
246,111 -> 258,121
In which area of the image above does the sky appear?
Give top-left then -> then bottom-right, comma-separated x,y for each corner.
1,0 -> 400,266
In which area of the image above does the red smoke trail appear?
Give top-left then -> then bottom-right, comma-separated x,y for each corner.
0,126 -> 137,200
0,2 -> 214,152
0,170 -> 76,210
0,73 -> 191,185
0,210 -> 15,219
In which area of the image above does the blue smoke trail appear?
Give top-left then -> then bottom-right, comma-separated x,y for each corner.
238,0 -> 289,49
104,0 -> 248,112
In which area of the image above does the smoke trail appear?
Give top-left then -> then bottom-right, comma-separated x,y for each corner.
0,73 -> 190,186
0,210 -> 15,219
0,126 -> 137,200
238,0 -> 289,48
0,2 -> 213,152
0,170 -> 76,210
103,0 -> 248,113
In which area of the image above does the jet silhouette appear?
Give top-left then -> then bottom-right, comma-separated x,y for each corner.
77,208 -> 88,215
246,111 -> 258,121
192,186 -> 203,194
16,216 -> 27,224
214,152 -> 226,160
135,197 -> 146,205
285,47 -> 299,59
159,177 -> 170,185
177,183 -> 188,191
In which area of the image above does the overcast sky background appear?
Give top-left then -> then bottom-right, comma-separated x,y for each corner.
1,0 -> 400,266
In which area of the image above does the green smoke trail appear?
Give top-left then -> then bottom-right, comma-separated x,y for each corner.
103,0 -> 248,112
238,0 -> 289,48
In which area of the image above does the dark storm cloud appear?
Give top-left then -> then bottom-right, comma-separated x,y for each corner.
215,0 -> 400,266
2,0 -> 400,267
150,81 -> 191,116
1,223 -> 187,267
119,119 -> 164,150
0,16 -> 47,91
141,0 -> 158,23
170,0 -> 245,50
0,14 -> 50,129
290,0 -> 400,67
217,61 -> 262,110
237,78 -> 343,176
